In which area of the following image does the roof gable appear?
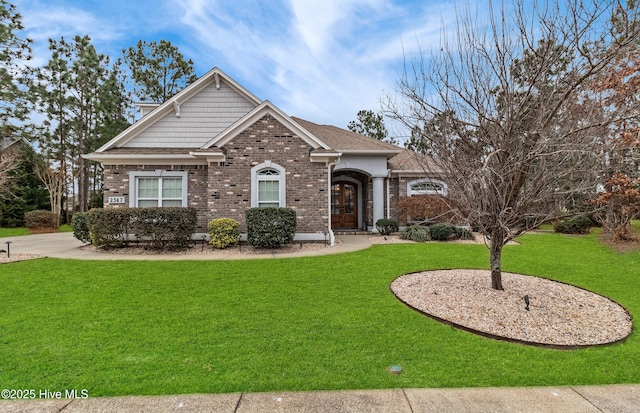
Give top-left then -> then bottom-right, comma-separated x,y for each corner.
202,101 -> 330,150
96,68 -> 262,151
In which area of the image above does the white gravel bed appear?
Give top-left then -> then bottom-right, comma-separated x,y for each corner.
0,254 -> 40,264
391,269 -> 633,347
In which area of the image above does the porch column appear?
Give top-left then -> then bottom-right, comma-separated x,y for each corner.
372,176 -> 385,226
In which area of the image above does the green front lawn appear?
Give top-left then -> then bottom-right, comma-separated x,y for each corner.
0,225 -> 73,238
0,231 -> 638,396
0,227 -> 31,237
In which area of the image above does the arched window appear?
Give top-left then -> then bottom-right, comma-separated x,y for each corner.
251,161 -> 286,207
407,179 -> 448,196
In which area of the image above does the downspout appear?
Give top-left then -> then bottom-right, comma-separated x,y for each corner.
386,169 -> 391,219
327,156 -> 341,246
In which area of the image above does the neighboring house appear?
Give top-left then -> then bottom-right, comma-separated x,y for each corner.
1,136 -> 30,160
84,68 -> 445,244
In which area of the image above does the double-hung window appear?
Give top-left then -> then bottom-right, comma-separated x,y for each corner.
130,171 -> 187,208
257,169 -> 281,208
251,161 -> 286,208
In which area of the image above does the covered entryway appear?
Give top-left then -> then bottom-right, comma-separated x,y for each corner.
331,181 -> 358,228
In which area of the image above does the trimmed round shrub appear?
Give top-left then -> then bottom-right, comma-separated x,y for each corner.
24,210 -> 58,230
375,218 -> 399,235
400,225 -> 431,242
71,212 -> 91,243
246,207 -> 297,248
554,215 -> 593,234
208,218 -> 239,249
429,223 -> 458,241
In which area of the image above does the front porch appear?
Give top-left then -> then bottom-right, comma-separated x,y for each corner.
330,168 -> 387,232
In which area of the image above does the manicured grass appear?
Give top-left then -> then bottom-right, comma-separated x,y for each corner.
0,231 -> 638,397
59,224 -> 73,232
0,227 -> 31,237
0,225 -> 73,238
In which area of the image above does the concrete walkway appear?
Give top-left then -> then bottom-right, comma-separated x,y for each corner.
2,385 -> 640,412
2,233 -> 639,412
0,232 -> 373,260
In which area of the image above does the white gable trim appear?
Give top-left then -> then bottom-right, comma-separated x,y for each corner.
95,67 -> 262,152
201,101 -> 330,150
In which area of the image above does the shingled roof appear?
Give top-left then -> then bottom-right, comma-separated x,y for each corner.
387,148 -> 444,174
292,117 -> 402,156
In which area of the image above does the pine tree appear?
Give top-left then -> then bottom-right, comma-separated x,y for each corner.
0,0 -> 32,140
122,39 -> 197,103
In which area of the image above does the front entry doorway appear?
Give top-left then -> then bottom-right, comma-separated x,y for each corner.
331,181 -> 358,228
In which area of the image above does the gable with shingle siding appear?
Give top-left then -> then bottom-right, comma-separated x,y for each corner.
124,81 -> 257,148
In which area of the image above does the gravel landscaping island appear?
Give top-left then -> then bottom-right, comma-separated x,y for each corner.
391,269 -> 633,348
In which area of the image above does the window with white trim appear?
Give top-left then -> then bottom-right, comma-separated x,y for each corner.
130,171 -> 187,208
251,161 -> 286,208
407,179 -> 448,196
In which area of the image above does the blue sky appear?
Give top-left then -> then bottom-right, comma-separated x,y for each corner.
13,0 -> 457,131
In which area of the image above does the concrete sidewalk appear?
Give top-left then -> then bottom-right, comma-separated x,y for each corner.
1,385 -> 639,412
0,232 -> 373,260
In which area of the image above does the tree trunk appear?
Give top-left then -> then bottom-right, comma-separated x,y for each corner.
489,229 -> 505,290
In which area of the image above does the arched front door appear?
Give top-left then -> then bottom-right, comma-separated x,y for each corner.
331,181 -> 358,228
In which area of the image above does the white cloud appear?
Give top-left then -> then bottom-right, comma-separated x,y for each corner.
173,0 -> 448,128
13,0 -> 452,130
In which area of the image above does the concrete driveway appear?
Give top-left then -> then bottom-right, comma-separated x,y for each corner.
0,231 -> 85,258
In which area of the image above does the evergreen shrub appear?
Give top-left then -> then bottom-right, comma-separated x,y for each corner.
134,207 -> 197,250
245,207 -> 296,248
86,208 -> 135,247
554,215 -> 593,234
400,225 -> 431,242
71,212 -> 91,243
375,218 -> 399,235
86,207 -> 196,250
24,210 -> 58,230
429,223 -> 458,241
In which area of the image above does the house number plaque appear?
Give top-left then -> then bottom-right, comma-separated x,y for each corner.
108,197 -> 125,204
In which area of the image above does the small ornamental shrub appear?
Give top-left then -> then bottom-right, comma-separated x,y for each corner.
71,212 -> 91,243
454,226 -> 474,240
375,218 -> 399,235
429,223 -> 458,241
208,218 -> 239,249
400,225 -> 431,242
24,210 -> 58,230
246,207 -> 296,248
554,215 -> 593,234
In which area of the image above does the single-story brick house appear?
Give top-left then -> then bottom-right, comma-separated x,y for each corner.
85,68 -> 445,244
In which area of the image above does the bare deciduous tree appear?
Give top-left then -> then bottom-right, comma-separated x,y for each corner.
384,0 -> 640,290
34,158 -> 64,228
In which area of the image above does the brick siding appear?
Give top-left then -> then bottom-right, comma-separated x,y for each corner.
103,114 -> 329,234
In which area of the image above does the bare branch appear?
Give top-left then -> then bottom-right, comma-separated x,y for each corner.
383,0 -> 640,290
